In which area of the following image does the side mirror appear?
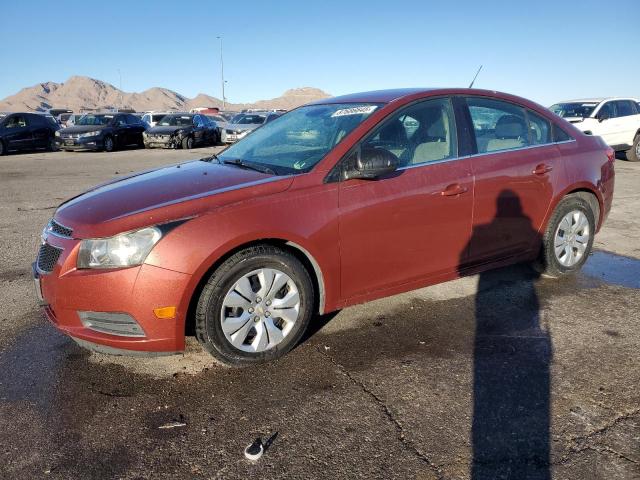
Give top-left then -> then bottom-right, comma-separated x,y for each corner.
345,146 -> 398,180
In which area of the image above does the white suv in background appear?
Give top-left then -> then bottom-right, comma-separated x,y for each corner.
551,97 -> 640,161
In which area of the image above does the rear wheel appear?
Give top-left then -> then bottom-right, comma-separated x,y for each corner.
195,245 -> 314,366
536,195 -> 595,277
625,135 -> 640,162
182,136 -> 194,149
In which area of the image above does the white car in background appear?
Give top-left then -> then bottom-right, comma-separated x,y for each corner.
141,112 -> 172,128
551,97 -> 640,161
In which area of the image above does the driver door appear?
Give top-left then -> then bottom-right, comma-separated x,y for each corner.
337,97 -> 474,300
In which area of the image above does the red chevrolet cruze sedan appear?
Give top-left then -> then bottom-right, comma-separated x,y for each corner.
34,88 -> 615,365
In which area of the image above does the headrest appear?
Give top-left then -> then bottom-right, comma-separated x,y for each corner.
495,115 -> 526,139
379,119 -> 407,142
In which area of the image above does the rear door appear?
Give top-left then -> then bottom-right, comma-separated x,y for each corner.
337,97 -> 474,299
462,96 -> 560,265
613,100 -> 640,146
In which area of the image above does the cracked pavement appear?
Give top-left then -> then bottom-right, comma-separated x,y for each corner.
0,148 -> 639,479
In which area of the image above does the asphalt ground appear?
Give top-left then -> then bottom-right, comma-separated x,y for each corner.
0,146 -> 638,479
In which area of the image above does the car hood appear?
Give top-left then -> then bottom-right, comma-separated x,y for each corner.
54,160 -> 293,238
226,123 -> 260,132
147,125 -> 190,135
60,125 -> 107,134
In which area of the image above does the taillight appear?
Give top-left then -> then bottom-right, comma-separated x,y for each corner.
606,147 -> 615,164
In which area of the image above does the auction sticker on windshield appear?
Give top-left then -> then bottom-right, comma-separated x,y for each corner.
331,105 -> 378,117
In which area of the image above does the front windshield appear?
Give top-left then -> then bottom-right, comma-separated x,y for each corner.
217,103 -> 381,174
550,102 -> 598,118
157,115 -> 194,127
76,114 -> 114,126
234,114 -> 267,125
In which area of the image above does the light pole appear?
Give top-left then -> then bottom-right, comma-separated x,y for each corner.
216,36 -> 226,109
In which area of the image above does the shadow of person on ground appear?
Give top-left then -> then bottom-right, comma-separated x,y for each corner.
460,190 -> 552,479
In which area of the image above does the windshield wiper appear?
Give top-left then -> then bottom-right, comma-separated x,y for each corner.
200,153 -> 219,163
222,158 -> 276,175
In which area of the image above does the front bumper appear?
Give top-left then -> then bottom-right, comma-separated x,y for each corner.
56,135 -> 103,151
34,233 -> 192,354
144,134 -> 180,149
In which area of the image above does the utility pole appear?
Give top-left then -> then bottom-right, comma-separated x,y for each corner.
118,69 -> 123,111
216,36 -> 226,109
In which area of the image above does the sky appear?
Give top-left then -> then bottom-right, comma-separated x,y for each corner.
1,0 -> 638,107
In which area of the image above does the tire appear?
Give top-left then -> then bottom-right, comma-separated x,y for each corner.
103,135 -> 115,152
47,136 -> 57,152
625,135 -> 640,162
536,194 -> 596,278
195,245 -> 314,366
182,136 -> 194,149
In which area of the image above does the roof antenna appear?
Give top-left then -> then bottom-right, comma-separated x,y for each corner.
468,65 -> 483,88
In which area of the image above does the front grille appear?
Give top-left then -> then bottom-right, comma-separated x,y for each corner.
37,243 -> 63,273
49,219 -> 73,238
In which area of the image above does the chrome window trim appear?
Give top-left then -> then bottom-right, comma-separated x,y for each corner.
397,139 -> 577,171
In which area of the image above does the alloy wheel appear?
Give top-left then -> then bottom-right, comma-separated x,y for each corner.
220,268 -> 300,353
554,210 -> 590,267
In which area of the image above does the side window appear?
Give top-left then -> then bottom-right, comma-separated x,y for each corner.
615,100 -> 634,117
5,115 -> 28,128
466,97 -> 529,153
598,102 -> 617,119
361,97 -> 457,167
527,110 -> 552,145
553,124 -> 573,142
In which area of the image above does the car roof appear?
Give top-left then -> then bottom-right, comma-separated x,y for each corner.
555,97 -> 639,104
309,87 -> 552,106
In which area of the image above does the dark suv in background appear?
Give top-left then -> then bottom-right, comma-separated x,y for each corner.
56,113 -> 147,152
0,112 -> 60,155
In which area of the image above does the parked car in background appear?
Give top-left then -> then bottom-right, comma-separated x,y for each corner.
141,112 -> 172,128
56,113 -> 147,152
219,111 -> 239,122
34,88 -> 614,365
0,111 -> 60,155
57,112 -> 73,127
222,111 -> 282,143
550,97 -> 640,161
63,114 -> 91,128
143,113 -> 217,149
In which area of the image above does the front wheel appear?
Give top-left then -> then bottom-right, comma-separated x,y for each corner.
195,245 -> 314,366
103,135 -> 114,152
625,135 -> 640,162
182,136 -> 194,149
536,195 -> 595,277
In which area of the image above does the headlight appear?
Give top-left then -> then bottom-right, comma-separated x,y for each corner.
55,131 -> 60,137
79,130 -> 101,138
77,227 -> 162,269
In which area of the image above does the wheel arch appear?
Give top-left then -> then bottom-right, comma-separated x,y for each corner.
542,185 -> 602,236
184,238 -> 326,336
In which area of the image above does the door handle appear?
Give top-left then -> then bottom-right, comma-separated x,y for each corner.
533,164 -> 553,175
440,183 -> 468,196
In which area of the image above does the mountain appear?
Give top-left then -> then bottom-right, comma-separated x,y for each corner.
0,76 -> 331,113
